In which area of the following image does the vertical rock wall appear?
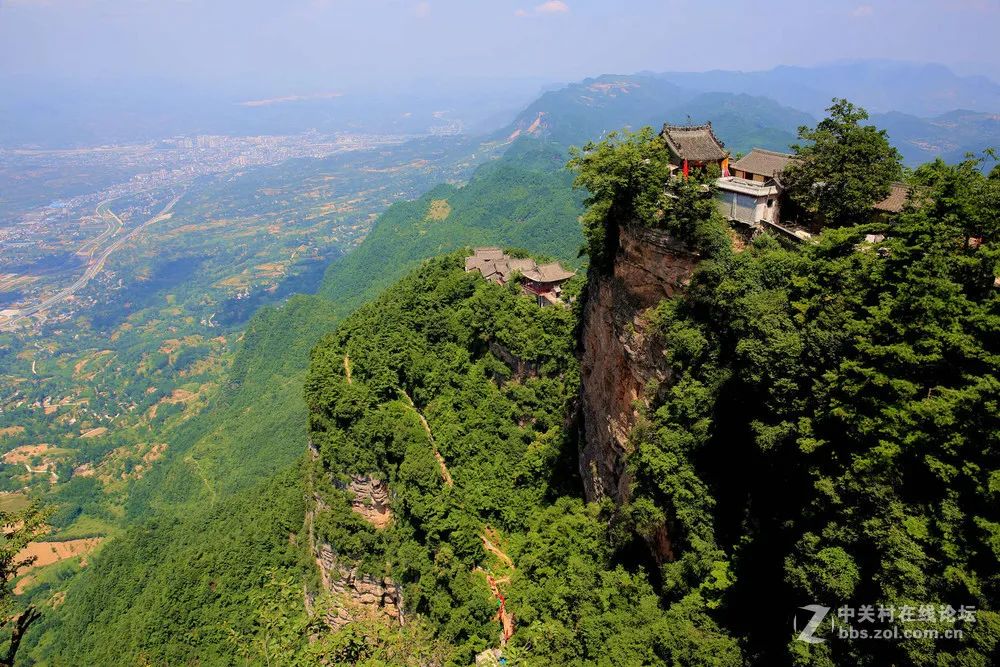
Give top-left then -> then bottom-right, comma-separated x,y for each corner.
313,542 -> 405,630
578,223 -> 701,508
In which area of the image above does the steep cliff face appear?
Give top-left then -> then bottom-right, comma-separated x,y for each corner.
305,443 -> 405,630
346,474 -> 393,529
310,541 -> 405,630
578,223 -> 702,555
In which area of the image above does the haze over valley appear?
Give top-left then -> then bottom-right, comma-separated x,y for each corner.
0,1 -> 998,664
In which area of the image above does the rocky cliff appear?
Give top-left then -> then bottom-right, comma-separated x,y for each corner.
305,442 -> 405,630
578,223 -> 703,560
309,541 -> 405,630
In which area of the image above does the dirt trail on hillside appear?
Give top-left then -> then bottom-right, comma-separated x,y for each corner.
394,390 -> 519,645
477,526 -> 516,644
485,572 -> 515,644
481,527 -> 514,569
184,454 -> 216,505
343,354 -> 352,384
399,390 -> 453,487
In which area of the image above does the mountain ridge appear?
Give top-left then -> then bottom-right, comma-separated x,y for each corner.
652,60 -> 1000,116
499,69 -> 998,166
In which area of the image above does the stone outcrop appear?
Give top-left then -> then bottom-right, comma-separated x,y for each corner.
476,648 -> 504,666
305,442 -> 404,632
347,474 -> 392,528
488,340 -> 539,380
578,223 -> 702,560
313,542 -> 405,630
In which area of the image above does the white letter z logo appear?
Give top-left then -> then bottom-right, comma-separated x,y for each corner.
795,604 -> 830,644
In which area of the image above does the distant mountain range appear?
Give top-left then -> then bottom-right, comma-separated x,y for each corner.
1,61 -> 996,166
653,60 -> 1000,117
499,76 -> 811,154
500,64 -> 1000,166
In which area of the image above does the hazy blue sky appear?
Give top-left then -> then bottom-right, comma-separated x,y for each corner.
1,0 -> 997,93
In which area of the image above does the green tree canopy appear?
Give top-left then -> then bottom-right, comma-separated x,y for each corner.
0,503 -> 49,667
784,98 -> 903,227
568,127 -> 729,267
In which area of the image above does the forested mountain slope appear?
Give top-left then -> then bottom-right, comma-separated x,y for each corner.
59,136 -> 583,523
303,255 -> 740,665
19,137 -> 586,663
121,295 -> 338,518
297,138 -> 997,666
16,80 -> 1000,665
293,120 -> 999,666
318,138 -> 584,306
28,468 -> 308,664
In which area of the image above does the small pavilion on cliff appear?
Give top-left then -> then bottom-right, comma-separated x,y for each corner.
661,123 -> 730,177
465,248 -> 575,307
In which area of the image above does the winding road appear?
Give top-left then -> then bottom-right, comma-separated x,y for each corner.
76,199 -> 124,260
2,194 -> 182,327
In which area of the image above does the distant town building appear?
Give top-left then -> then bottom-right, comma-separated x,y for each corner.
465,248 -> 575,307
661,123 -> 729,177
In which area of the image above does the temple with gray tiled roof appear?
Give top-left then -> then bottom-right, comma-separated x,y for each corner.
465,248 -> 575,307
730,148 -> 797,183
661,123 -> 729,176
713,148 -> 912,234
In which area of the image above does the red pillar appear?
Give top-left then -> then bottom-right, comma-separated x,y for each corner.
682,159 -> 689,178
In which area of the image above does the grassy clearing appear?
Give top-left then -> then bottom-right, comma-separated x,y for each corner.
426,198 -> 451,221
0,492 -> 30,512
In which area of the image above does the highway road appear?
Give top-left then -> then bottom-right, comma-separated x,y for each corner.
2,195 -> 182,328
76,199 -> 124,260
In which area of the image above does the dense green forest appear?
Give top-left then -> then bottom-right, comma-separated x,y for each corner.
674,155 -> 1000,665
304,255 -> 739,665
16,136 -> 586,664
12,95 -> 999,665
